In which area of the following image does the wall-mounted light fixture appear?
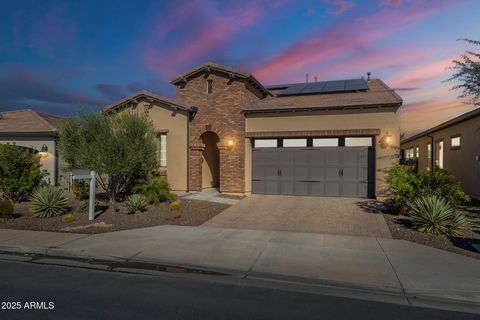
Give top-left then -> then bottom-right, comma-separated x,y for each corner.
38,144 -> 49,158
380,132 -> 393,148
226,138 -> 234,150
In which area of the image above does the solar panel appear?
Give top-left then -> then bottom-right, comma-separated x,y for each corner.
277,79 -> 367,96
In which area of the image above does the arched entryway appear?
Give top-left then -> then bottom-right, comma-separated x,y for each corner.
201,131 -> 220,189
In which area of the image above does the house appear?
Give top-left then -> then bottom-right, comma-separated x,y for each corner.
104,62 -> 402,198
400,108 -> 480,199
0,109 -> 64,184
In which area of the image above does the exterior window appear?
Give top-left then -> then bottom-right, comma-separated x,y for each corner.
405,148 -> 414,160
157,135 -> 167,167
312,138 -> 338,147
427,143 -> 432,169
345,137 -> 373,147
283,139 -> 307,147
254,139 -> 277,148
207,79 -> 213,94
451,136 -> 461,149
435,141 -> 444,169
415,146 -> 419,158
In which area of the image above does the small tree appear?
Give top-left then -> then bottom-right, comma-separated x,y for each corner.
448,38 -> 480,106
0,144 -> 46,202
58,112 -> 157,206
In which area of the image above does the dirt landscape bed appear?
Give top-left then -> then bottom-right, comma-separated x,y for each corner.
0,199 -> 230,234
384,206 -> 480,260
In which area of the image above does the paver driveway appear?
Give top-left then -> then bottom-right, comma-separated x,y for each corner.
202,194 -> 392,238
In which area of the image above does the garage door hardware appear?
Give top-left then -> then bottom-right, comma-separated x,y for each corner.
339,169 -> 344,177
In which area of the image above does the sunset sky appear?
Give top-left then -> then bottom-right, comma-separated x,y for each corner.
1,0 -> 479,136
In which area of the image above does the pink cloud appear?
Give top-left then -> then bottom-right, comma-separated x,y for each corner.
380,0 -> 402,7
143,1 -> 281,75
329,1 -> 354,15
254,1 -> 457,83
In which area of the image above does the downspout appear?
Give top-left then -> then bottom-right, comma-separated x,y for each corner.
427,134 -> 434,170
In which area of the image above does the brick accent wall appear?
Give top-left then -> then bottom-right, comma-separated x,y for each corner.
175,72 -> 260,192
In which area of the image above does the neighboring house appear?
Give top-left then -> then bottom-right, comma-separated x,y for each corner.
0,109 -> 64,185
104,62 -> 402,198
401,108 -> 480,199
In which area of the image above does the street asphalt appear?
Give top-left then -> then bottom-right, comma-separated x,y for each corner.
0,259 -> 477,320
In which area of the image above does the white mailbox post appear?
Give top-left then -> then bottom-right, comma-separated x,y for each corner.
72,170 -> 97,221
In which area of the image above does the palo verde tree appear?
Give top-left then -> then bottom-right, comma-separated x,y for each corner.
448,38 -> 480,106
58,112 -> 157,206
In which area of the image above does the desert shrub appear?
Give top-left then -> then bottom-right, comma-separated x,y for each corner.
410,195 -> 468,236
386,165 -> 470,213
0,144 -> 46,202
0,198 -> 14,219
133,177 -> 172,204
169,200 -> 180,211
125,194 -> 147,214
72,180 -> 89,200
62,213 -> 75,223
30,185 -> 69,218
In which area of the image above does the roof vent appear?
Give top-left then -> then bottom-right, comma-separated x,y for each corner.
0,113 -> 3,119
367,72 -> 371,80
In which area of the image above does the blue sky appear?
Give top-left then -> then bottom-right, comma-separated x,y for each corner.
0,0 -> 479,135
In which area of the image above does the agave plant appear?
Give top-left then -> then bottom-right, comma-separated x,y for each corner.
125,193 -> 147,214
30,185 -> 69,218
410,195 -> 468,236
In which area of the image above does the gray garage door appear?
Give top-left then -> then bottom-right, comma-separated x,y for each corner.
252,147 -> 373,198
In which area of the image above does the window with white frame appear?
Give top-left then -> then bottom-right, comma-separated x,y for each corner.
415,146 -> 419,158
345,137 -> 373,147
427,143 -> 432,159
451,136 -> 461,149
254,139 -> 277,148
405,148 -> 414,160
157,135 -> 167,167
312,138 -> 338,147
283,138 -> 307,147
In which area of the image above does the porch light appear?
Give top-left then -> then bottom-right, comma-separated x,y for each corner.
226,138 -> 234,150
380,132 -> 393,148
38,144 -> 49,158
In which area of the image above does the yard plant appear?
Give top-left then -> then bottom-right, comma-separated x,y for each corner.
0,144 -> 46,202
58,112 -> 157,207
30,185 -> 69,218
0,198 -> 14,219
72,180 -> 89,200
386,165 -> 470,213
133,177 -> 173,204
125,194 -> 147,214
410,195 -> 468,236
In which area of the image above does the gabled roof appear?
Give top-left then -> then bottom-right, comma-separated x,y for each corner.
401,107 -> 480,144
170,62 -> 272,98
102,90 -> 192,113
0,109 -> 63,135
243,79 -> 402,114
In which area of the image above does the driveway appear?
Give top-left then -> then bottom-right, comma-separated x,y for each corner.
202,195 -> 392,238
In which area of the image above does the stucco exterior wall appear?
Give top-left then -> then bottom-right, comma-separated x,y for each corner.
0,137 -> 57,184
401,115 -> 480,199
244,110 -> 401,197
119,102 -> 189,192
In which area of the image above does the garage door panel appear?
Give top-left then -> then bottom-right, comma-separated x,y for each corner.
252,145 -> 372,198
310,182 -> 325,196
294,181 -> 309,195
325,182 -> 341,196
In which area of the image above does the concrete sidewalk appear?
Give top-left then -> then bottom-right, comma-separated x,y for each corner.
1,226 -> 479,311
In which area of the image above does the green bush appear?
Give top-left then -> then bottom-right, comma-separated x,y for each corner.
125,194 -> 147,214
133,177 -> 172,204
62,213 -> 75,223
386,165 -> 470,212
0,144 -> 46,202
30,185 -> 69,218
78,200 -> 108,214
72,181 -> 89,200
410,195 -> 468,236
169,200 -> 180,211
0,198 -> 14,219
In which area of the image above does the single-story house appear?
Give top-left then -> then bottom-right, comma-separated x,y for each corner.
104,62 -> 402,198
0,109 -> 64,184
401,108 -> 480,199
